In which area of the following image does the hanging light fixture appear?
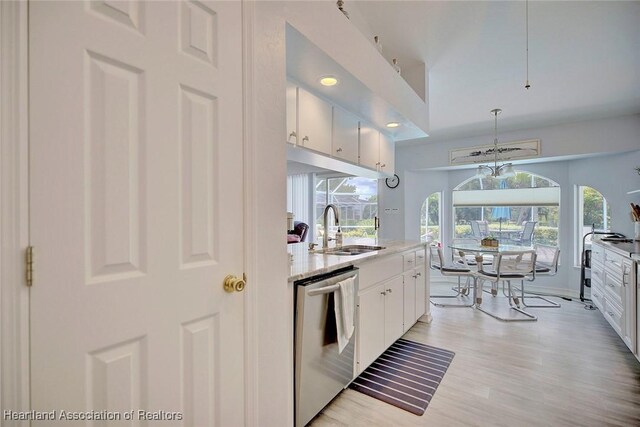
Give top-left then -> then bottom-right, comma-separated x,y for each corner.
476,109 -> 516,179
524,0 -> 531,90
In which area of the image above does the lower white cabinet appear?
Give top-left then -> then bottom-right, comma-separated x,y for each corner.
591,242 -> 637,357
356,247 -> 427,374
357,275 -> 403,372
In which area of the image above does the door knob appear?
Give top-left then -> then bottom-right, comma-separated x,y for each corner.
223,274 -> 246,293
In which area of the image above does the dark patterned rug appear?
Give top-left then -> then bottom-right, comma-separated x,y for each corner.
349,339 -> 455,416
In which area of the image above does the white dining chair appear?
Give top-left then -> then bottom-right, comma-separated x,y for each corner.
474,250 -> 538,321
518,244 -> 561,308
429,245 -> 475,308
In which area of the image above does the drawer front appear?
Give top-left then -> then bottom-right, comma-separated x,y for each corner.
590,266 -> 604,287
414,249 -> 426,266
359,254 -> 404,291
591,284 -> 605,311
603,273 -> 623,307
591,243 -> 605,265
604,250 -> 625,280
603,300 -> 623,337
403,252 -> 416,271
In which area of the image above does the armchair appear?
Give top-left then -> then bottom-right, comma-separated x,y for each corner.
290,221 -> 309,242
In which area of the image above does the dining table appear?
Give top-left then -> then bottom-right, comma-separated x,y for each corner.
448,241 -> 533,306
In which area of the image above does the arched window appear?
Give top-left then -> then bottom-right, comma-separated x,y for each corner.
452,171 -> 560,246
577,186 -> 611,263
421,192 -> 441,242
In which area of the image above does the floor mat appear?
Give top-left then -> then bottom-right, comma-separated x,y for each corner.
349,339 -> 454,416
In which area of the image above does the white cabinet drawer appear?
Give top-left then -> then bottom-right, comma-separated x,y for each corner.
591,284 -> 605,311
603,272 -> 623,307
603,300 -> 623,337
591,243 -> 605,265
604,250 -> 625,280
359,254 -> 404,291
591,266 -> 604,287
403,252 -> 416,271
415,249 -> 426,266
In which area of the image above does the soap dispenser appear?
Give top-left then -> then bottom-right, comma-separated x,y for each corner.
336,227 -> 343,248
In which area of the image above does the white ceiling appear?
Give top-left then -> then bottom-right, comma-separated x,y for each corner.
350,0 -> 640,143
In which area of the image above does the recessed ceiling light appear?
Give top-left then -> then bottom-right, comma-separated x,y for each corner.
319,76 -> 339,86
386,122 -> 400,128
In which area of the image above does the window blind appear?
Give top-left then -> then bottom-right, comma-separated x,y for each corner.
452,187 -> 560,207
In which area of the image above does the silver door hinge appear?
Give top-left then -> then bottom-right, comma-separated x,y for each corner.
26,246 -> 34,287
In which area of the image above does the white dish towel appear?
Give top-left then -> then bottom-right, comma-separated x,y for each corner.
334,275 -> 356,354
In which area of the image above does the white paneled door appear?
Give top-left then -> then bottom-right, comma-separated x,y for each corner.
29,1 -> 244,425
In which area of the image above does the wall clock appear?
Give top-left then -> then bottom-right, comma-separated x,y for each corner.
385,174 -> 400,189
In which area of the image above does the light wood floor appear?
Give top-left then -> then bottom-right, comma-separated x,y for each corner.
310,284 -> 640,426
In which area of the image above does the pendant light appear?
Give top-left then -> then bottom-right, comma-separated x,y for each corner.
476,109 -> 515,179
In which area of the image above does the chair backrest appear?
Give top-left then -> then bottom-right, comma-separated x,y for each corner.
518,221 -> 537,244
470,221 -> 488,239
428,245 -> 445,270
534,244 -> 560,274
292,221 -> 309,242
493,250 -> 537,278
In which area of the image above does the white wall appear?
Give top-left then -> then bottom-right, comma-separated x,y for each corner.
399,114 -> 640,171
382,114 -> 640,296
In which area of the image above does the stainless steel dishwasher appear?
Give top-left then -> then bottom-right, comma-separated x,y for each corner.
294,266 -> 359,427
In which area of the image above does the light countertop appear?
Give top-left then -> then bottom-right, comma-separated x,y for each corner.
593,237 -> 640,258
288,239 -> 426,282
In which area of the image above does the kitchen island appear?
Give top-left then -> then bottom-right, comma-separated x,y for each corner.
288,240 -> 427,282
289,239 -> 431,387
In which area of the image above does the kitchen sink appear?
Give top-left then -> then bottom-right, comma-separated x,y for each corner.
315,245 -> 385,256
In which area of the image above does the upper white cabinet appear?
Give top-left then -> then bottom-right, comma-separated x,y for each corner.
297,87 -> 332,155
379,133 -> 395,175
359,121 -> 395,176
286,83 -> 298,145
286,83 -> 396,176
358,122 -> 380,170
332,106 -> 359,163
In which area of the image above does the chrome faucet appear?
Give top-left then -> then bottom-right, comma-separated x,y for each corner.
322,204 -> 340,249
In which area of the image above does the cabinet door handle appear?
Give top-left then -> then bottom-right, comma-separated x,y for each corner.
416,272 -> 422,277
407,259 -> 413,264
380,291 -> 387,296
336,147 -> 343,153
288,131 -> 297,142
386,288 -> 392,293
380,163 -> 386,168
302,136 -> 309,144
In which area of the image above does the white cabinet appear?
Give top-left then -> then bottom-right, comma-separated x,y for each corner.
285,82 -> 396,175
297,87 -> 332,154
356,246 -> 428,373
383,276 -> 405,347
403,271 -> 416,333
286,83 -> 298,144
332,106 -> 359,163
357,275 -> 404,372
358,283 -> 386,371
358,121 -> 395,175
358,122 -> 380,170
622,258 -> 635,351
379,132 -> 395,175
592,242 -> 637,356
